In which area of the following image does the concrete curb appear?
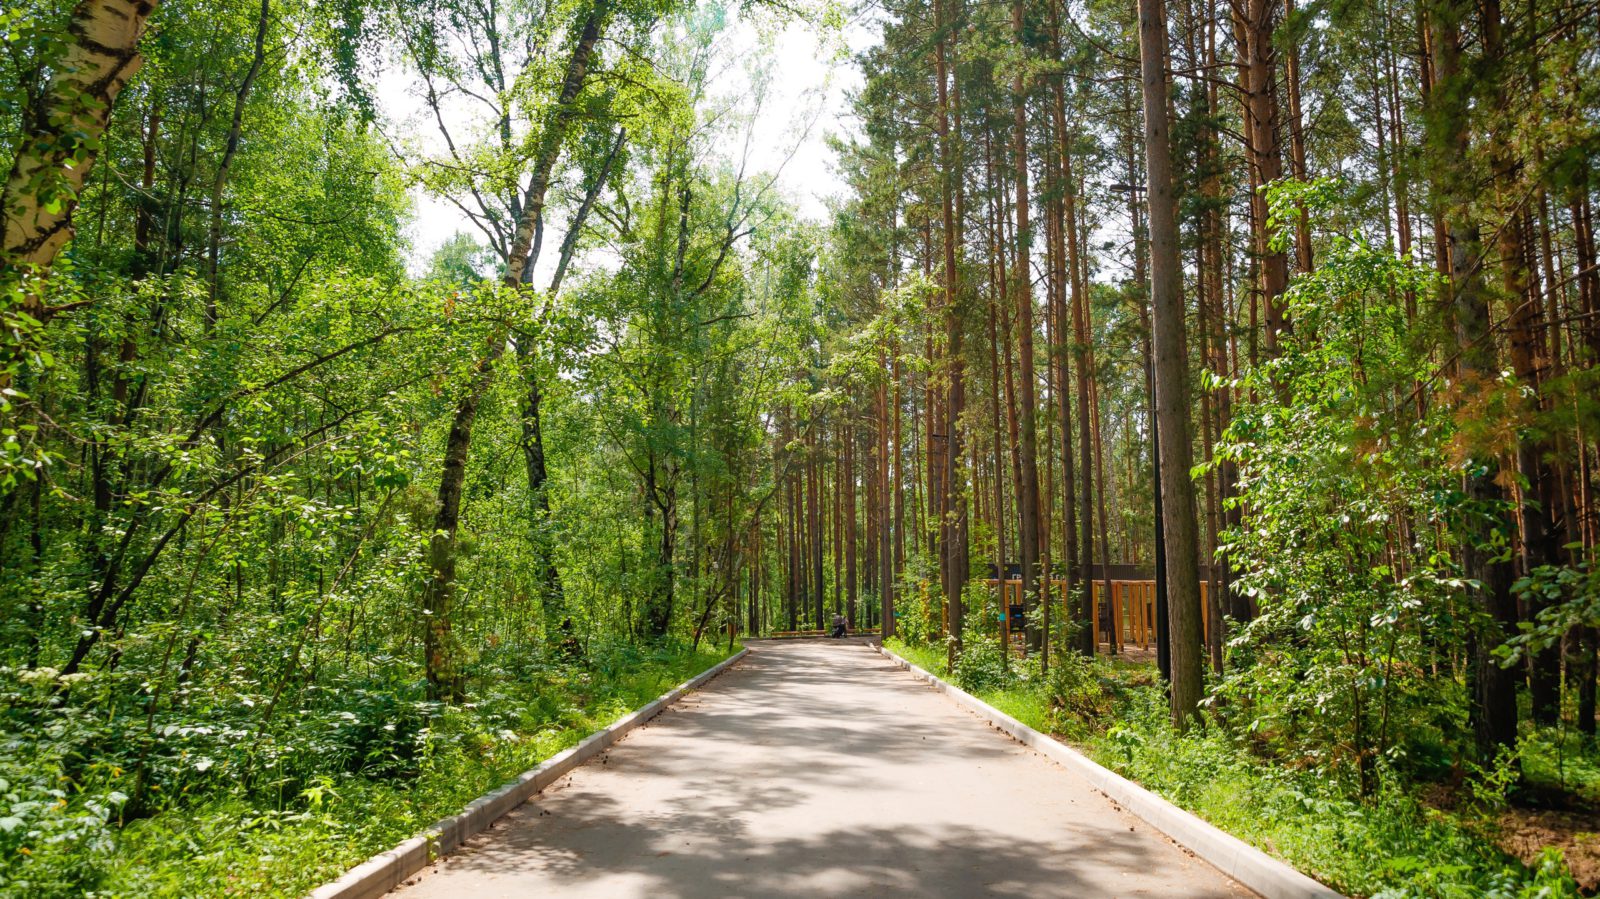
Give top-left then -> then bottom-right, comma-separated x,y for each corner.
308,648 -> 750,899
873,644 -> 1342,899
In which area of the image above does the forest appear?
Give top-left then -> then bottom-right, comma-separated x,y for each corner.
1,0 -> 1597,894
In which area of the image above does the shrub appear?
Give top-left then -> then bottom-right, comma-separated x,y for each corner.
1045,650 -> 1111,735
952,637 -> 1008,693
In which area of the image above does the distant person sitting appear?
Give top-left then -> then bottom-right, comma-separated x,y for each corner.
829,613 -> 848,638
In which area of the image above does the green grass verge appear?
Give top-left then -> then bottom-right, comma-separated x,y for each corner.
882,638 -> 1586,899
85,644 -> 736,898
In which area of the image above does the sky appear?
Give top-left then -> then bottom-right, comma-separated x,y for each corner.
376,8 -> 871,274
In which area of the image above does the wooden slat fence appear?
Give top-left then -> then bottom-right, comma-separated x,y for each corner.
983,578 -> 1216,655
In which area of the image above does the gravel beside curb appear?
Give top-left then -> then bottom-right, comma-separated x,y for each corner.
873,643 -> 1343,899
307,648 -> 750,899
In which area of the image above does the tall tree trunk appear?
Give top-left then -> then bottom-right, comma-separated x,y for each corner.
1200,0 -> 1244,624
1235,0 -> 1290,352
1046,49 -> 1080,657
749,515 -> 761,636
879,352 -> 896,638
981,123 -> 1005,649
1428,0 -> 1519,758
1282,0 -> 1313,273
519,130 -> 621,639
420,0 -> 609,698
1012,0 -> 1043,651
933,0 -> 966,653
1056,127 -> 1089,656
846,421 -> 859,626
206,0 -> 270,330
1483,0 -> 1561,727
1138,0 -> 1206,728
811,433 -> 825,628
1089,371 -> 1116,654
833,425 -> 843,616
786,449 -> 799,631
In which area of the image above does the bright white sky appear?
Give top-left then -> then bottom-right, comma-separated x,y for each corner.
377,8 -> 872,274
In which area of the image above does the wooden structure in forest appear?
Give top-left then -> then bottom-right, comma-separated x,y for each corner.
983,577 -> 1220,655
768,628 -> 882,639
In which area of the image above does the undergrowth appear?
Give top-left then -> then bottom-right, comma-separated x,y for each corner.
1,642 -> 734,898
884,637 -> 1592,898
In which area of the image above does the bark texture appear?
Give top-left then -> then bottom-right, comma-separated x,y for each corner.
1138,0 -> 1206,728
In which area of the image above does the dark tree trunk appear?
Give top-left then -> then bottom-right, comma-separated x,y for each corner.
205,0 -> 270,329
1011,0 -> 1042,651
1428,0 -> 1519,758
1138,0 -> 1206,728
846,422 -> 859,627
1235,0 -> 1289,353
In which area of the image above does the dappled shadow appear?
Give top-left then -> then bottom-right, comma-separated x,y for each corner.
434,800 -> 1178,897
394,640 -> 1251,898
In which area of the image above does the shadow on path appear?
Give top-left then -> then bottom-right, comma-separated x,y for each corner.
394,640 -> 1251,898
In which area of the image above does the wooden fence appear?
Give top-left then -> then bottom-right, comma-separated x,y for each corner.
984,578 -> 1217,655
767,627 -> 881,639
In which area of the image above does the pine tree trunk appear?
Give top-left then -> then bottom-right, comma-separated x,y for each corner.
1483,0 -> 1561,726
1235,0 -> 1290,351
846,423 -> 859,627
1282,0 -> 1313,273
933,0 -> 966,652
1428,0 -> 1519,757
1046,43 -> 1080,653
1138,0 -> 1206,728
810,433 -> 824,628
1011,0 -> 1043,651
879,356 -> 896,638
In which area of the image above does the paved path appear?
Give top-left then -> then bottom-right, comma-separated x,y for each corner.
393,639 -> 1251,898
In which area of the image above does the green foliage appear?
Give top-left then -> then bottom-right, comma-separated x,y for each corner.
949,585 -> 1014,693
4,0 -> 1593,893
1216,183 -> 1476,789
952,636 -> 1008,693
882,638 -> 946,676
1094,684 -> 1582,899
0,0 -> 799,892
0,643 -> 731,896
884,638 -> 1584,898
1505,562 -> 1600,669
1043,649 -> 1111,736
888,558 -> 943,646
0,671 -> 126,898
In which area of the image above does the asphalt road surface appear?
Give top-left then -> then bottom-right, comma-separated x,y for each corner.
392,638 -> 1252,898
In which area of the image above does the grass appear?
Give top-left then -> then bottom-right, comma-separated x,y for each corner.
889,640 -> 1055,737
882,637 -> 1589,899
883,640 -> 945,680
50,644 -> 736,898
